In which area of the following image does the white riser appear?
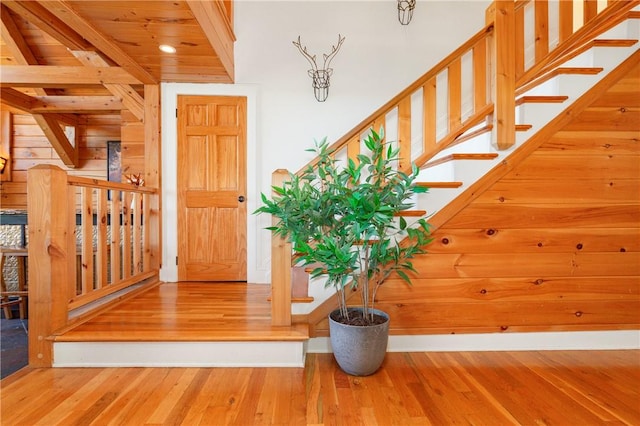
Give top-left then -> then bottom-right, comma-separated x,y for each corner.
54,341 -> 306,367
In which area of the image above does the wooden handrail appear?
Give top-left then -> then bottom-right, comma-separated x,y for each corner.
68,175 -> 157,193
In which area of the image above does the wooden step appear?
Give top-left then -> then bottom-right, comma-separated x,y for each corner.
415,181 -> 463,189
516,124 -> 532,131
395,209 -> 427,217
422,153 -> 499,169
592,39 -> 638,48
516,67 -> 603,96
450,124 -> 493,147
515,95 -> 569,106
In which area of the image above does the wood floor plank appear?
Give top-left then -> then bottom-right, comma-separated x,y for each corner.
1,350 -> 639,425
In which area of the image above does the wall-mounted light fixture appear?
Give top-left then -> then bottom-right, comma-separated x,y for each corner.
0,156 -> 7,174
293,34 -> 346,102
398,0 -> 416,25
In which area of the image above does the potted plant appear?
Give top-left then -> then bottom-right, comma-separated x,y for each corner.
256,128 -> 432,375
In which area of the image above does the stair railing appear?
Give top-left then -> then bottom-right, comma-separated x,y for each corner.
270,0 -> 639,326
27,165 -> 160,366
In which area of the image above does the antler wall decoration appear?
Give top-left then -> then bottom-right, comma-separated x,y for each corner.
398,0 -> 416,25
293,34 -> 346,102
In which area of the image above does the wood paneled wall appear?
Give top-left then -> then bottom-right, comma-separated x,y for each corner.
314,60 -> 640,336
120,110 -> 145,178
0,113 -> 121,209
0,102 -> 149,208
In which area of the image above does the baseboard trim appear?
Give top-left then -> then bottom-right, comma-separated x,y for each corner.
307,330 -> 640,353
53,341 -> 306,368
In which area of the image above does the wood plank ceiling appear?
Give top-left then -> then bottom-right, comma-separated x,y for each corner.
0,1 -> 235,167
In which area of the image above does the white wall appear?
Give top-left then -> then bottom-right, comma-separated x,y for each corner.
161,0 -> 491,283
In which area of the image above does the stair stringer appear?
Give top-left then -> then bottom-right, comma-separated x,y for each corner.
301,47 -> 640,340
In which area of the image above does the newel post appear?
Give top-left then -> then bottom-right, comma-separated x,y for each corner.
270,169 -> 292,326
27,165 -> 75,367
487,0 -> 516,149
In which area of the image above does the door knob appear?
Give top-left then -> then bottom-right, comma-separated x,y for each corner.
238,195 -> 246,202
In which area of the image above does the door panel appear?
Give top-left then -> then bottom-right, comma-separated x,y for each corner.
177,95 -> 247,281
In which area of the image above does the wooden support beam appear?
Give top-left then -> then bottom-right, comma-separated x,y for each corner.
0,89 -> 116,115
72,51 -> 145,121
0,4 -> 38,64
42,1 -> 157,85
33,114 -> 78,167
186,0 -> 235,82
0,66 -> 143,87
0,87 -> 33,113
1,5 -> 77,164
30,95 -> 124,114
144,84 -> 161,271
2,0 -> 91,51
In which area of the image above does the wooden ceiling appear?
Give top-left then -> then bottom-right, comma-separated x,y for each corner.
0,0 -> 235,166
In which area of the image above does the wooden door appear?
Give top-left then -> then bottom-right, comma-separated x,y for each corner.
177,95 -> 247,281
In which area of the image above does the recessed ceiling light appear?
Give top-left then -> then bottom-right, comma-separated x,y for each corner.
159,44 -> 176,54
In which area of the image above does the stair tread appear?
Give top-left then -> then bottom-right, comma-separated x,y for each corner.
516,95 -> 569,105
451,124 -> 493,147
423,153 -> 499,169
554,67 -> 604,75
415,181 -> 463,188
516,67 -> 604,96
592,39 -> 638,47
516,124 -> 533,131
395,210 -> 427,217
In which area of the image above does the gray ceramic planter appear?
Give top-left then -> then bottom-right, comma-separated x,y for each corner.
328,308 -> 390,376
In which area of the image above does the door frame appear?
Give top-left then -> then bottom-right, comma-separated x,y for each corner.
161,83 -> 268,283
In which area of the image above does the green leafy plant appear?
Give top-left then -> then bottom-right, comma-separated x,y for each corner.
256,128 -> 432,325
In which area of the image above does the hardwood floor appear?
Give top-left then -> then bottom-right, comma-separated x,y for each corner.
1,350 -> 638,425
57,283 -> 308,342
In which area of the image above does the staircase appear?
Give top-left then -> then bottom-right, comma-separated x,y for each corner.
279,3 -> 640,344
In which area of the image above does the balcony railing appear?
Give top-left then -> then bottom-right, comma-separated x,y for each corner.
27,165 -> 160,367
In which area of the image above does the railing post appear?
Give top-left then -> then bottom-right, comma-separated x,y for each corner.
27,165 -> 75,367
487,0 -> 516,149
144,84 -> 161,271
270,169 -> 292,326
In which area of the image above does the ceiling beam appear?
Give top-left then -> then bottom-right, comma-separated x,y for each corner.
0,89 -> 123,114
1,4 -> 38,64
40,1 -> 158,85
33,114 -> 78,167
72,51 -> 144,121
186,0 -> 235,82
1,4 -> 78,167
31,95 -> 124,114
0,88 -> 33,112
0,66 -> 143,87
2,1 -> 92,51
